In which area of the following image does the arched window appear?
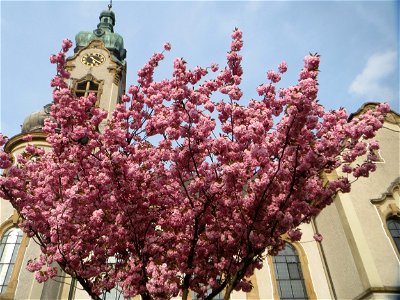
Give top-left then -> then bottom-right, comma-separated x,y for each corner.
272,243 -> 308,300
75,80 -> 100,98
0,227 -> 23,294
387,216 -> 400,252
73,75 -> 103,107
101,256 -> 122,300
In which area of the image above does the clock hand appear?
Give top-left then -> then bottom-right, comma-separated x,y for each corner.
92,57 -> 101,64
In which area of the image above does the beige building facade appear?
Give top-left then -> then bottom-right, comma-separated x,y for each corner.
315,105 -> 400,300
1,9 -> 399,300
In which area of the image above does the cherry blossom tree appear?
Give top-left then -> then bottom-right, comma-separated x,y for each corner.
0,30 -> 389,300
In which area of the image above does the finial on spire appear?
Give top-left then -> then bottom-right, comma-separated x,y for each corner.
108,0 -> 112,10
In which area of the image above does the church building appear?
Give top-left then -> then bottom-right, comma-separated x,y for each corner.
0,7 -> 399,300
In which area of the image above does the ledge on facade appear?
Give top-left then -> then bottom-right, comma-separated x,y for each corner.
4,132 -> 48,153
370,177 -> 400,205
349,102 -> 400,125
353,286 -> 400,300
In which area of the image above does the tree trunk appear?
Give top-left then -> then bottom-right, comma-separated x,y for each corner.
182,289 -> 189,300
223,278 -> 235,300
140,293 -> 152,300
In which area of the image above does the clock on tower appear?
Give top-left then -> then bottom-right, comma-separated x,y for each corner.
65,8 -> 127,120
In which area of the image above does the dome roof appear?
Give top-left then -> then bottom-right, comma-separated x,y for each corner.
21,104 -> 53,134
74,9 -> 126,63
99,10 -> 115,26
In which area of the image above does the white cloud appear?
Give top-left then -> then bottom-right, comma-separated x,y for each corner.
349,50 -> 397,101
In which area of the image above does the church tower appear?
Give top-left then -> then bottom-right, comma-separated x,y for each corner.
0,8 -> 128,300
13,7 -> 127,140
66,8 -> 127,118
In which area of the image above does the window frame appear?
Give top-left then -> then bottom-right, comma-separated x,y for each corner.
0,214 -> 28,299
268,241 -> 317,300
0,227 -> 23,294
73,75 -> 103,107
272,243 -> 308,300
386,215 -> 400,254
371,180 -> 400,258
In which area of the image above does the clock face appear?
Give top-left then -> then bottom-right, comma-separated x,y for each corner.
81,53 -> 105,66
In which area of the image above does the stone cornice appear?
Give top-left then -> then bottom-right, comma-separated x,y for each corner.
4,132 -> 47,153
349,102 -> 400,125
371,177 -> 400,204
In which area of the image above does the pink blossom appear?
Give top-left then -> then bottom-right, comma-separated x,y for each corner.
231,28 -> 242,40
288,229 -> 302,242
25,144 -> 37,155
91,209 -> 104,223
342,164 -> 353,173
0,32 -> 389,300
163,42 -> 171,51
377,102 -> 390,113
304,54 -> 320,70
61,38 -> 73,52
267,70 -> 281,83
313,233 -> 323,242
204,101 -> 214,112
368,140 -> 380,150
22,134 -> 32,141
128,85 -> 139,94
211,63 -> 219,72
0,152 -> 12,169
278,61 -> 288,73
49,55 -> 58,64
0,134 -> 7,146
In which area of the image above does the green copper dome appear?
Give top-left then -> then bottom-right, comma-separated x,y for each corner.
74,10 -> 126,63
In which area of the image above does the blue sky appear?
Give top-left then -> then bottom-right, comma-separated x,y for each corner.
1,1 -> 398,137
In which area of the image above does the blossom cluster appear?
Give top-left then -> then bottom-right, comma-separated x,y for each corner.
0,29 -> 389,300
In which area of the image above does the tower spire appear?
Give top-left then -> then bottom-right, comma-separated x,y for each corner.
74,5 -> 126,62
